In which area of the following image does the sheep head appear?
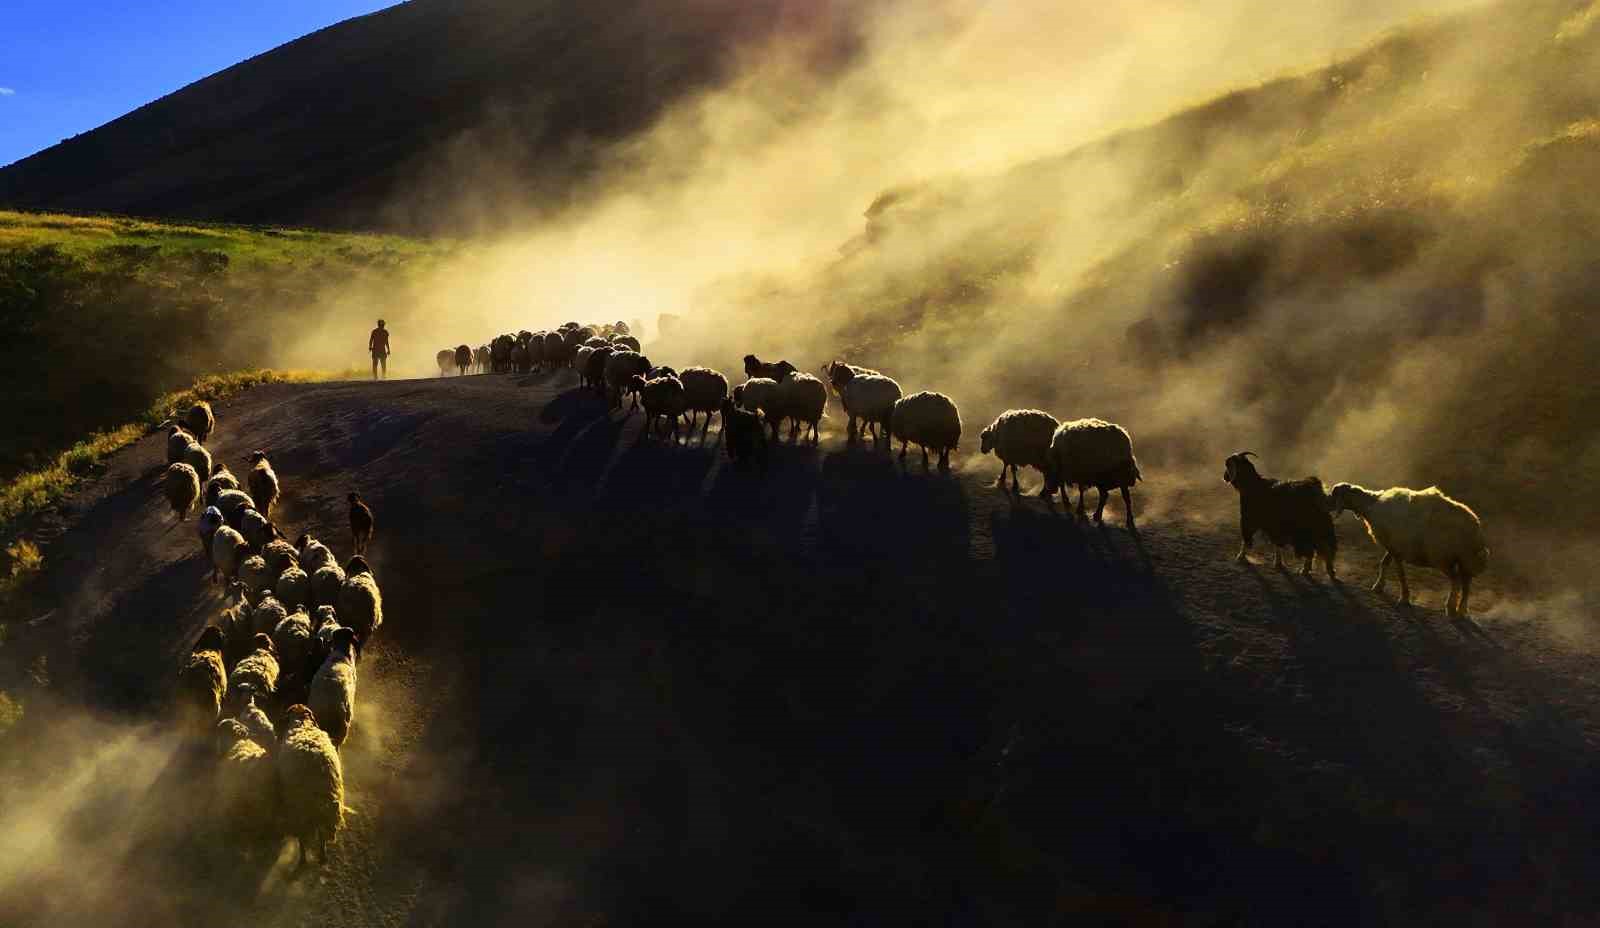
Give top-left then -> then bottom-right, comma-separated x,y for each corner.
249,450 -> 267,464
1326,482 -> 1367,517
250,632 -> 277,655
979,424 -> 996,455
331,626 -> 360,657
345,554 -> 372,577
283,704 -> 317,727
1223,451 -> 1259,487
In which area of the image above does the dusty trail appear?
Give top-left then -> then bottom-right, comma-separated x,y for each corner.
0,370 -> 1596,926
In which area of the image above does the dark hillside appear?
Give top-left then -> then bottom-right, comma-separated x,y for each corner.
0,0 -> 856,231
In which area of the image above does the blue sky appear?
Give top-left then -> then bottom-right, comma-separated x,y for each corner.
0,1 -> 400,167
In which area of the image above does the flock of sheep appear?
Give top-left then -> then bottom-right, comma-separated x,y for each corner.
159,402 -> 382,870
441,321 -> 1492,619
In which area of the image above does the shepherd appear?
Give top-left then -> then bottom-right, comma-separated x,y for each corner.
369,319 -> 391,380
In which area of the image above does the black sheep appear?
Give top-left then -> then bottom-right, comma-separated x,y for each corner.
1222,451 -> 1337,578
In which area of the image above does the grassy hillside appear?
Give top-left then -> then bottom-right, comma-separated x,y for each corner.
662,0 -> 1600,590
0,210 -> 445,479
0,0 -> 859,232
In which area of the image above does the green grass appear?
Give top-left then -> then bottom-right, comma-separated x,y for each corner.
0,369 -> 349,536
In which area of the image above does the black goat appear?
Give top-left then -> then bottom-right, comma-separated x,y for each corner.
1222,451 -> 1337,578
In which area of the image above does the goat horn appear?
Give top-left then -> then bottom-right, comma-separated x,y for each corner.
1240,451 -> 1257,459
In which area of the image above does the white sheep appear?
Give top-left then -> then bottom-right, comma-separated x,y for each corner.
163,462 -> 201,520
310,627 -> 359,749
339,556 -> 383,643
979,410 -> 1061,494
238,507 -> 277,552
774,372 -> 828,444
182,440 -> 213,481
1043,418 -> 1143,528
261,538 -> 299,585
1326,483 -> 1489,616
177,626 -> 227,729
310,562 -> 346,609
734,377 -> 782,439
678,367 -> 730,441
209,525 -> 249,585
183,401 -> 215,443
276,704 -> 345,869
273,606 -> 314,678
276,565 -> 310,610
226,633 -> 280,711
203,465 -> 240,507
890,391 -> 962,470
213,718 -> 277,844
251,593 -> 288,638
247,451 -> 280,518
825,364 -> 900,443
197,506 -> 224,563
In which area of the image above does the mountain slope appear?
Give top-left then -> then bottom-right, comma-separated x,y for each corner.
0,373 -> 1596,925
0,0 -> 850,231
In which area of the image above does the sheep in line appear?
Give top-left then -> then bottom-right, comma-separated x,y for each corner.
349,492 -> 375,556
1327,483 -> 1488,616
235,687 -> 277,749
311,560 -> 346,609
310,627 -> 360,748
251,593 -> 289,638
583,346 -> 615,393
455,345 -> 473,375
262,538 -> 299,584
276,565 -> 311,610
213,718 -> 277,846
297,533 -> 337,574
177,625 -> 228,729
198,506 -> 225,563
734,378 -> 782,441
226,633 -> 280,713
248,451 -> 279,519
631,373 -> 688,441
604,350 -> 652,411
238,507 -> 278,552
164,462 -> 201,519
474,345 -> 491,374
611,334 -> 642,353
210,524 -> 249,585
218,580 -> 256,668
273,606 -> 315,682
720,397 -> 768,469
679,367 -> 729,442
277,704 -> 345,870
339,556 -> 383,643
980,410 -> 1060,494
774,372 -> 828,444
510,340 -> 530,374
435,349 -> 455,377
1223,452 -> 1337,578
890,391 -> 962,470
182,439 -> 213,482
236,556 -> 270,606
203,466 -> 239,507
826,363 -> 901,444
213,488 -> 255,527
166,425 -> 195,466
184,401 -> 216,443
1043,418 -> 1142,528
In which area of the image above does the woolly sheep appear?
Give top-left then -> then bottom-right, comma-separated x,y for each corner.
474,345 -> 490,374
238,507 -> 277,552
575,345 -> 595,378
678,367 -> 729,441
436,348 -> 454,377
227,633 -> 280,711
276,704 -> 345,869
213,718 -> 277,843
890,391 -> 962,470
734,377 -> 781,438
214,488 -> 255,527
177,625 -> 227,729
247,451 -> 279,519
274,606 -> 315,677
251,593 -> 289,638
631,374 -> 687,441
604,350 -> 652,410
455,344 -> 472,375
980,410 -> 1061,493
583,346 -> 614,393
584,336 -> 610,349
276,565 -> 310,610
311,562 -> 346,609
210,525 -> 249,584
1042,419 -> 1143,528
262,538 -> 299,584
218,580 -> 255,668
821,360 -> 881,397
1327,483 -> 1488,616
312,605 -> 343,650
1222,452 -> 1337,578
339,556 -> 383,643
197,505 -> 224,563
773,371 -> 828,444
165,425 -> 195,466
542,331 -> 567,368
610,334 -> 641,353
510,341 -> 530,374
310,627 -> 359,749
203,465 -> 239,507
182,401 -> 215,443
182,440 -> 213,481
297,534 -> 336,574
236,556 -> 270,605
164,462 -> 201,519
720,398 -> 768,470
826,364 -> 900,444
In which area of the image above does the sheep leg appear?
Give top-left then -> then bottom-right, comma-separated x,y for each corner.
1093,488 -> 1108,524
1301,554 -> 1314,576
1458,572 -> 1472,618
703,413 -> 713,443
995,465 -> 1008,489
1076,487 -> 1087,517
921,445 -> 930,469
1446,565 -> 1461,616
1122,486 -> 1135,529
899,439 -> 908,460
1373,552 -> 1390,592
1395,558 -> 1410,605
1273,548 -> 1284,569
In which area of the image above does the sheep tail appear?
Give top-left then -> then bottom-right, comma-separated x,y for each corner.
1130,455 -> 1143,485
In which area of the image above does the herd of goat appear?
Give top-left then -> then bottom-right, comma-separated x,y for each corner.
138,318 -> 1490,873
159,401 -> 381,870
